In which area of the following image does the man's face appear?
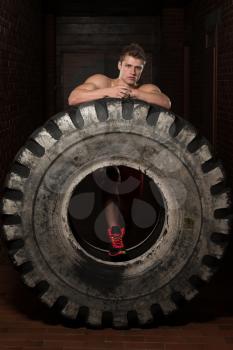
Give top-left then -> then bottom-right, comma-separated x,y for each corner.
118,55 -> 145,86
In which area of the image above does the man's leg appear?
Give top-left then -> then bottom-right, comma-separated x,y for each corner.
104,199 -> 121,227
103,166 -> 126,256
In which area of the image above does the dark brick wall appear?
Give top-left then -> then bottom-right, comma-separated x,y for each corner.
45,14 -> 56,118
185,0 -> 233,185
217,0 -> 233,185
160,8 -> 185,116
0,0 -> 44,189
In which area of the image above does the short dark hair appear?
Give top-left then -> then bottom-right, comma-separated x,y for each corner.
119,43 -> 146,63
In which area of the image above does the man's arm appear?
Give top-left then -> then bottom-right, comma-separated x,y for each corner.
68,74 -> 131,106
130,84 -> 171,109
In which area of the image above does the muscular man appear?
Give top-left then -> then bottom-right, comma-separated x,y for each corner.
68,45 -> 171,108
68,43 -> 171,257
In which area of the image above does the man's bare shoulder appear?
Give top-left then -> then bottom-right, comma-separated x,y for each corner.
85,74 -> 111,88
138,83 -> 161,93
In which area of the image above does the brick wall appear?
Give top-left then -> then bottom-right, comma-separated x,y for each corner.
160,8 -> 185,116
0,0 -> 44,189
45,14 -> 56,118
217,0 -> 233,185
186,0 -> 233,185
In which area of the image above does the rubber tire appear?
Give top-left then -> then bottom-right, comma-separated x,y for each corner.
1,98 -> 231,328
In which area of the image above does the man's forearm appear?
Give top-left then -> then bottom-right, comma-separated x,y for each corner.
131,89 -> 171,109
68,88 -> 109,106
68,86 -> 171,109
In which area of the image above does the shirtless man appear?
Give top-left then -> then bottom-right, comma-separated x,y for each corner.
68,44 -> 171,108
68,43 -> 171,257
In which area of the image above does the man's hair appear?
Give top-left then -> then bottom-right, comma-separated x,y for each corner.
119,43 -> 146,63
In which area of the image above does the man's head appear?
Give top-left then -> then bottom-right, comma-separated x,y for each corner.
118,43 -> 146,86
119,43 -> 146,63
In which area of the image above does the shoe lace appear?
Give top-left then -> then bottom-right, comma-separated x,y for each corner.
108,228 -> 125,249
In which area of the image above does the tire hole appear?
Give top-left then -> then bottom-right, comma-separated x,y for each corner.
2,214 -> 21,225
189,275 -> 206,290
201,158 -> 220,173
44,120 -> 62,140
214,208 -> 232,219
95,99 -> 109,121
210,182 -> 227,195
202,255 -> 220,268
68,165 -> 165,262
146,107 -> 160,126
3,188 -> 23,201
11,162 -> 30,178
122,99 -> 134,120
169,116 -> 186,138
127,310 -> 138,327
25,139 -> 45,157
187,136 -> 206,153
17,261 -> 33,275
52,296 -> 68,313
150,304 -> 164,322
77,306 -> 89,325
211,232 -> 230,244
34,281 -> 49,297
102,311 -> 113,328
171,291 -> 186,307
68,107 -> 84,129
7,239 -> 24,254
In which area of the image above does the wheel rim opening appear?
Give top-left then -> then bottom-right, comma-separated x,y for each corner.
68,165 -> 165,261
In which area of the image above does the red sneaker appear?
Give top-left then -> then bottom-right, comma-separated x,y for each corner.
107,226 -> 126,256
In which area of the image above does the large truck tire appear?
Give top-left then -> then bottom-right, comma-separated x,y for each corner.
1,98 -> 231,328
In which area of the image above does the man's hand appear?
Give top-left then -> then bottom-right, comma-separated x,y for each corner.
107,85 -> 131,99
128,84 -> 171,109
129,88 -> 139,99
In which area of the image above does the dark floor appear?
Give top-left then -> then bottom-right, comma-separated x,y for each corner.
1,242 -> 233,350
